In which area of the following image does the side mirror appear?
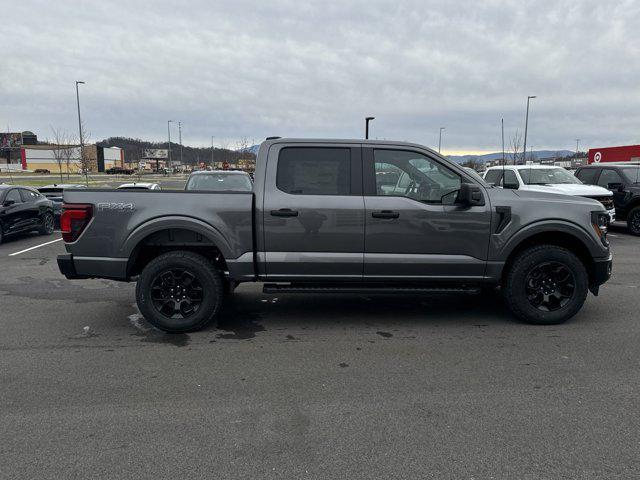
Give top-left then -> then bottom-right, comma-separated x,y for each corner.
3,199 -> 15,207
607,182 -> 624,192
503,181 -> 519,190
457,183 -> 485,207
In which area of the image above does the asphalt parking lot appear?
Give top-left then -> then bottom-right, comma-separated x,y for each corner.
1,224 -> 639,479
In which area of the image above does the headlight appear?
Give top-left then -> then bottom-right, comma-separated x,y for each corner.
591,211 -> 609,247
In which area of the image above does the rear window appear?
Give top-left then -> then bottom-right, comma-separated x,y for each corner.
276,147 -> 351,195
186,174 -> 252,192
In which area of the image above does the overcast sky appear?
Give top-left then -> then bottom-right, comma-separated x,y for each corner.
2,0 -> 639,154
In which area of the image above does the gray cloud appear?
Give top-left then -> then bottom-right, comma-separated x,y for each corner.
2,0 -> 639,153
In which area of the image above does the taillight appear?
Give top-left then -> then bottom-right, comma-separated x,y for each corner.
61,204 -> 93,242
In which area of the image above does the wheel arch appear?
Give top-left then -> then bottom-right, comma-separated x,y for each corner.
499,225 -> 600,286
124,217 -> 233,278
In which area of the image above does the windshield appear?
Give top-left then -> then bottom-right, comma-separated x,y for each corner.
519,168 -> 581,185
186,173 -> 253,191
621,166 -> 640,184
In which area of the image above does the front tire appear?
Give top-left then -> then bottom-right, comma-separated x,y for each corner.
627,206 -> 640,236
503,245 -> 588,325
136,250 -> 224,333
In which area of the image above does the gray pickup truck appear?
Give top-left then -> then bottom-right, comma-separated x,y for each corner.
58,138 -> 612,332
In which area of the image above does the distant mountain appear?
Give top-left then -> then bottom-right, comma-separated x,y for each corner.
449,150 -> 575,164
246,144 -> 260,155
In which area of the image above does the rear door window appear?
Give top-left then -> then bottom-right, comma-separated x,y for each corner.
20,189 -> 39,202
597,169 -> 624,188
277,147 -> 351,195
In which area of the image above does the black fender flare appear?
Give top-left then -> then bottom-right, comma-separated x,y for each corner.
121,216 -> 234,259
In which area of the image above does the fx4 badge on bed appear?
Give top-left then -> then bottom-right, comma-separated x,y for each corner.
96,202 -> 135,212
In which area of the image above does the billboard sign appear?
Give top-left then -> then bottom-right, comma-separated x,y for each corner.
0,133 -> 23,149
143,148 -> 168,159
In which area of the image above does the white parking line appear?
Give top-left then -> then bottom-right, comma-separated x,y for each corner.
8,238 -> 63,256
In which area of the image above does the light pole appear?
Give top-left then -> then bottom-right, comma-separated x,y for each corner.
166,120 -> 173,173
522,95 -> 536,165
438,127 -> 445,153
365,117 -> 375,139
75,81 -> 86,182
576,139 -> 580,157
178,121 -> 183,167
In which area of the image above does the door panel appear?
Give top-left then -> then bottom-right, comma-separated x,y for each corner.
20,189 -> 41,229
1,189 -> 29,233
363,147 -> 491,280
262,144 -> 365,279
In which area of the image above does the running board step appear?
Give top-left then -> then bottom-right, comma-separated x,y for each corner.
263,283 -> 482,295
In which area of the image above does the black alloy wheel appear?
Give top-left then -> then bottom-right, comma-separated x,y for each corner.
150,268 -> 204,319
524,261 -> 576,312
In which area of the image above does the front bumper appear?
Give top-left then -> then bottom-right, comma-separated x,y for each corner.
589,253 -> 613,295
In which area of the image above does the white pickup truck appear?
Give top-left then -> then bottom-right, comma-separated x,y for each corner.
484,165 -> 615,222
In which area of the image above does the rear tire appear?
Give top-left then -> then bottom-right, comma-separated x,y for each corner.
503,245 -> 588,325
627,207 -> 640,236
136,250 -> 224,333
38,212 -> 54,235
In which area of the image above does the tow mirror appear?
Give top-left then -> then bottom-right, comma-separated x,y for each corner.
607,182 -> 624,192
3,199 -> 15,207
457,183 -> 485,207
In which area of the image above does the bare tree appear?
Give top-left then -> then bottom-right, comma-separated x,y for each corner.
49,127 -> 73,181
78,119 -> 92,184
509,130 -> 523,165
62,133 -> 78,179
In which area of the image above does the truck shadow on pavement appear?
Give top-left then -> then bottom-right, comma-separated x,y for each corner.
207,289 -> 513,337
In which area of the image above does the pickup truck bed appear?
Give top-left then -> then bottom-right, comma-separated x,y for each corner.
60,189 -> 254,281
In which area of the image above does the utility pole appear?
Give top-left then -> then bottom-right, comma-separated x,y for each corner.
438,127 -> 445,153
166,120 -> 173,173
178,121 -> 183,167
75,81 -> 86,184
576,139 -> 580,157
522,95 -> 536,165
365,117 -> 375,139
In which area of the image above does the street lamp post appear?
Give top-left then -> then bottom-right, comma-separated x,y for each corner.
365,117 -> 375,139
166,120 -> 173,173
522,95 -> 536,164
75,81 -> 86,183
178,121 -> 183,167
438,127 -> 445,153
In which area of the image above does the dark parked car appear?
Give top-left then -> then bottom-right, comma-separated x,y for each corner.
106,167 -> 135,175
37,184 -> 87,224
575,164 -> 640,235
0,185 -> 55,244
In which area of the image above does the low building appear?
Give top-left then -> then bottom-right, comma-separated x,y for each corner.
19,144 -> 124,173
588,145 -> 640,164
